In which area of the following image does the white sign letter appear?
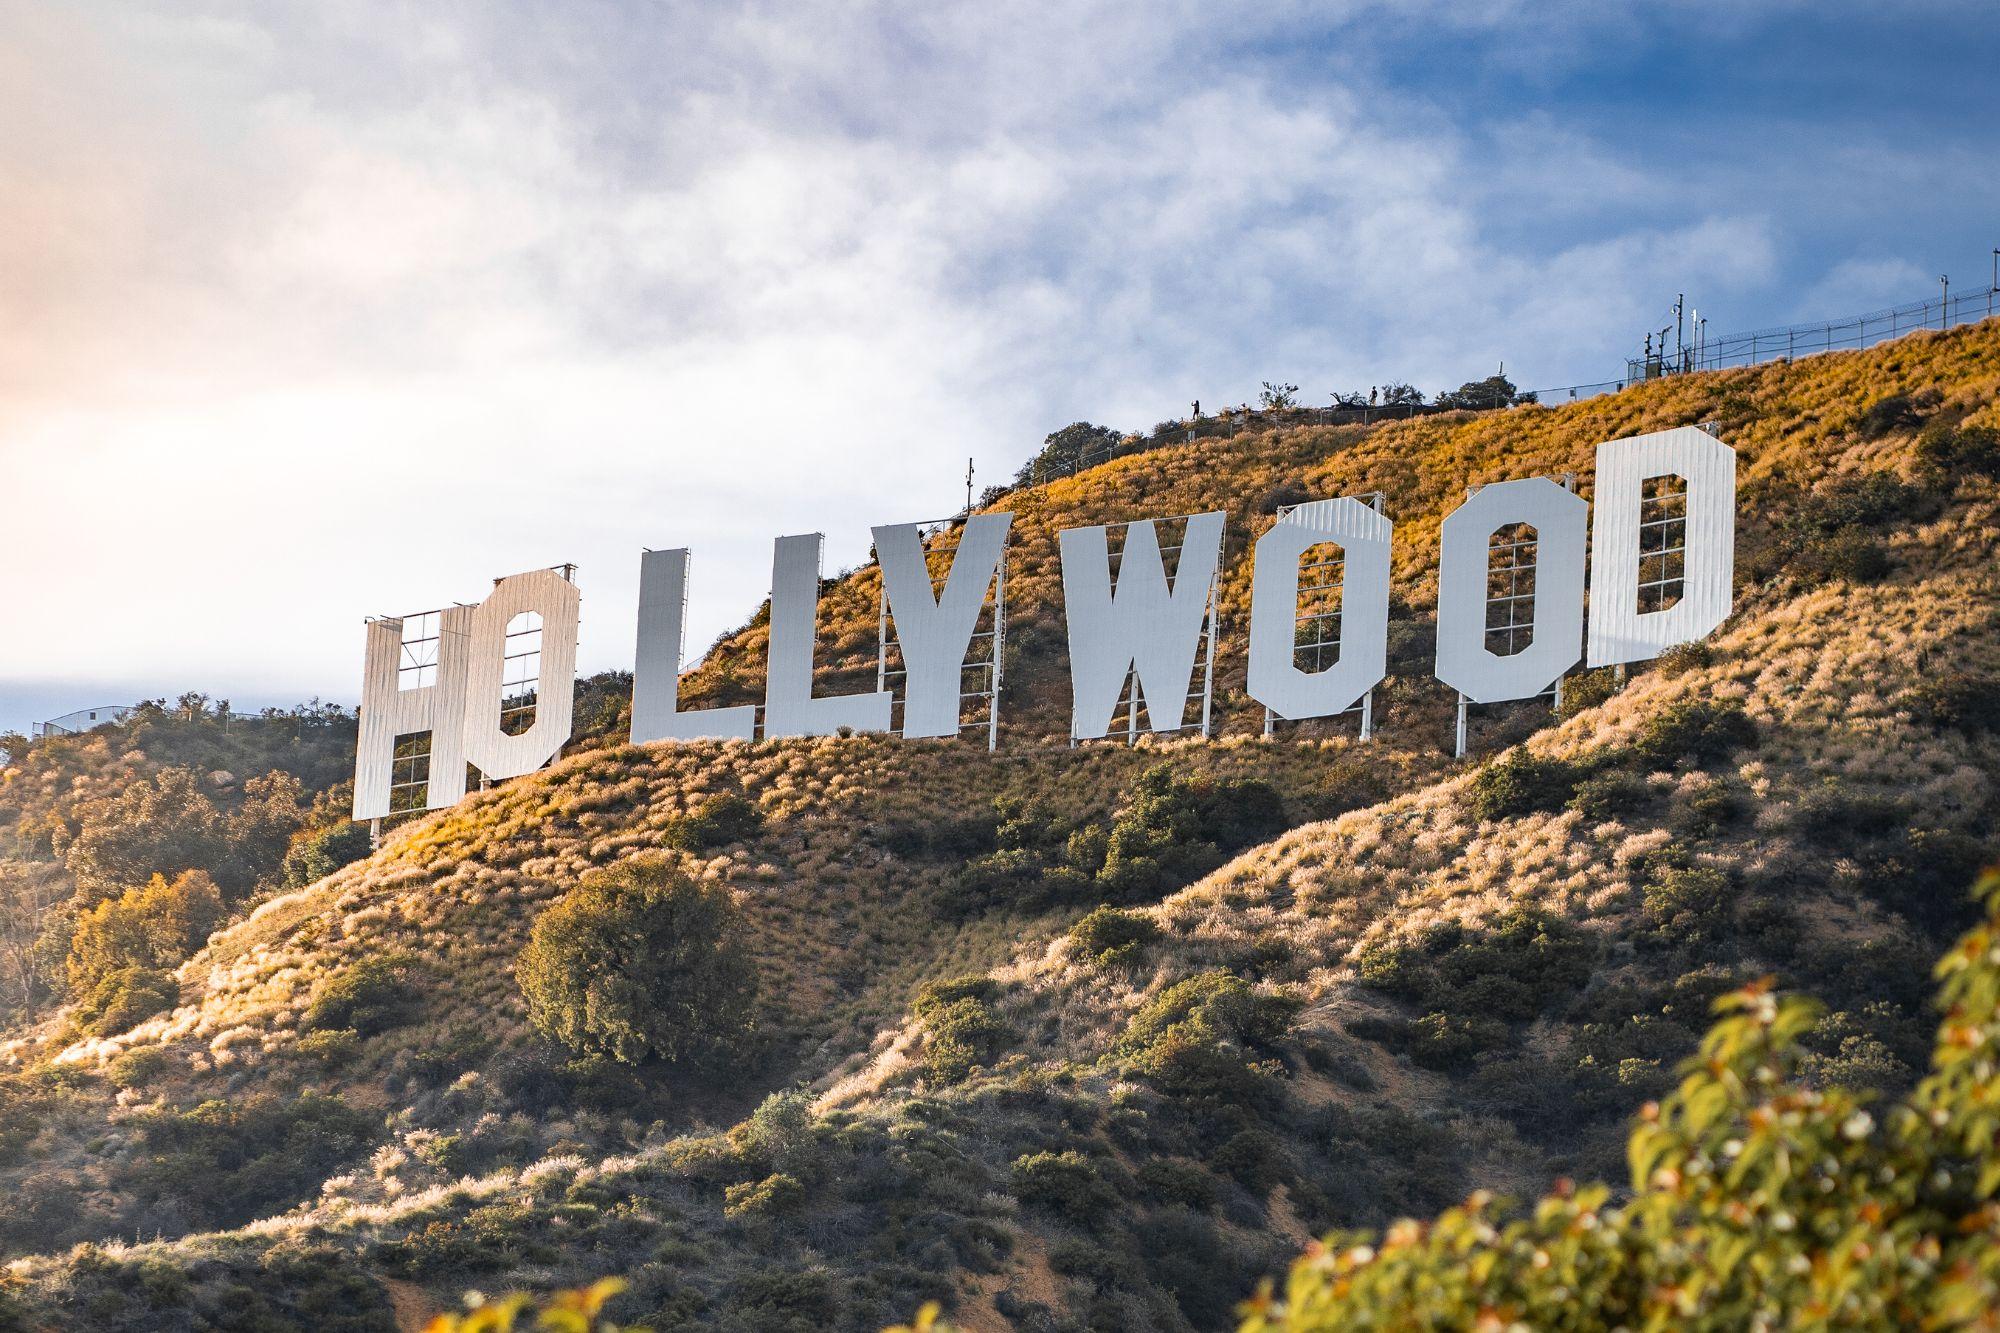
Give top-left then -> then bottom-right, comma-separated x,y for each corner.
1247,498 -> 1391,720
353,607 -> 471,821
875,513 -> 1012,739
1587,426 -> 1737,668
461,568 -> 579,782
1435,479 -> 1587,704
765,533 -> 893,738
631,549 -> 758,744
1059,512 -> 1225,741
353,566 -> 578,821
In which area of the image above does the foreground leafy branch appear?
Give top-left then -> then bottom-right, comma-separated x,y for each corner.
1240,871 -> 2000,1331
424,1278 -> 641,1332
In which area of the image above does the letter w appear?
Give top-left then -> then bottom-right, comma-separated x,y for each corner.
1058,512 -> 1224,741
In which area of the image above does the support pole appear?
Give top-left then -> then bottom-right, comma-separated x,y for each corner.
987,550 -> 1005,753
876,584 -> 891,730
1199,571 -> 1218,739
1455,694 -> 1468,759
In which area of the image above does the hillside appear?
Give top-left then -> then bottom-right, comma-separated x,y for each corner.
0,698 -> 362,1030
1,322 -> 1997,1331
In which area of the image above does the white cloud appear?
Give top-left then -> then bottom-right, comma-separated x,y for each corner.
0,1 -> 1798,720
1789,257 -> 1937,322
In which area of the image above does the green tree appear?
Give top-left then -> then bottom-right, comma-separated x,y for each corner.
1015,422 -> 1124,486
1436,374 -> 1529,409
66,870 -> 224,998
60,767 -> 226,895
516,857 -> 755,1065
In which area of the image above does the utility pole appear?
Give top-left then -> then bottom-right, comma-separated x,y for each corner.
965,457 -> 974,513
1941,274 -> 1950,329
1675,293 -> 1685,372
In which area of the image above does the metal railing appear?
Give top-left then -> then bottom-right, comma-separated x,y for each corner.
1009,284 -> 2000,493
1633,286 -> 2000,379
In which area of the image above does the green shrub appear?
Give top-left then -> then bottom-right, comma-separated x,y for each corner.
1120,972 -> 1298,1103
670,793 -> 764,850
725,1171 -> 806,1218
295,1028 -> 360,1065
745,1088 -> 818,1175
1671,777 -> 1743,837
1914,420 -> 2000,477
1468,750 -> 1585,821
1630,699 -> 1754,768
944,767 -> 1286,912
1122,972 -> 1296,1053
371,1217 -> 512,1278
1793,779 -> 1906,841
303,953 -> 421,1035
728,1268 -> 840,1331
1849,827 -> 1993,937
1066,906 -> 1160,969
1209,1128 -> 1289,1191
1792,471 -> 1924,532
1761,471 -> 1927,587
1414,1010 -> 1512,1070
1097,765 -> 1288,900
1566,769 -> 1650,822
1011,1150 -> 1120,1223
1138,1157 -> 1220,1209
1352,909 -> 1600,1072
516,856 -> 754,1066
911,976 -> 998,1019
942,847 -> 1047,916
914,980 -> 1008,1086
1643,864 -> 1734,945
1905,671 -> 2000,734
1794,525 -> 1891,584
1352,911 -> 1595,1023
280,821 -> 372,890
75,966 -> 179,1036
107,1046 -> 173,1090
1854,392 -> 1927,439
1313,1104 -> 1465,1226
128,1092 -> 377,1228
1557,668 -> 1619,719
1654,641 -> 1713,677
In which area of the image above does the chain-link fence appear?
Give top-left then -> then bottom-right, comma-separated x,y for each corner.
1012,285 -> 2000,491
1629,285 -> 2000,378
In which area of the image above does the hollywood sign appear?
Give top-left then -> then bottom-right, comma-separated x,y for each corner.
352,426 -> 1734,821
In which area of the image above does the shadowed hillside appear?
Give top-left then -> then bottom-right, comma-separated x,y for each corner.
1,322 -> 1997,1331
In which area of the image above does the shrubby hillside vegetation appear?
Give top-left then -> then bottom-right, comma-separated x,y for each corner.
0,322 -> 1997,1330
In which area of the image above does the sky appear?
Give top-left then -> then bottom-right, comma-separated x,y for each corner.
3,0 -> 1999,735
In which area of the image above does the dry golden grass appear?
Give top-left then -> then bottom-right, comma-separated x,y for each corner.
3,321 -> 1998,1324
